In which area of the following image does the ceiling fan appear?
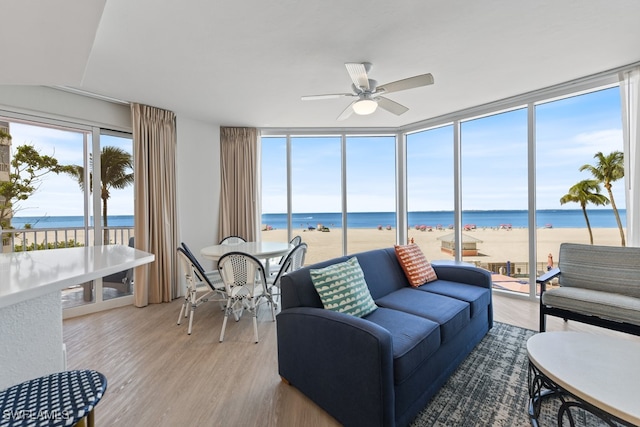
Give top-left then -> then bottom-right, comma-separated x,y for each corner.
301,62 -> 434,120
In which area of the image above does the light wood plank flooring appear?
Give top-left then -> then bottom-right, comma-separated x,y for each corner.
62,293 -> 638,426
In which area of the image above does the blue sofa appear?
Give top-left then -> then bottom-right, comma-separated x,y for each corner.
276,247 -> 493,427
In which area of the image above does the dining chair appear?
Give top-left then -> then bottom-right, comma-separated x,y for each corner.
267,242 -> 307,308
181,242 -> 220,282
268,235 -> 303,276
176,246 -> 226,335
217,251 -> 275,343
219,235 -> 247,245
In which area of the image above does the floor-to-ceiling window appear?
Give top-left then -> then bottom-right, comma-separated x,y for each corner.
260,74 -> 631,300
406,125 -> 454,261
346,135 -> 396,253
291,136 -> 342,263
461,108 -> 529,293
535,86 -> 625,294
260,133 -> 398,264
261,136 -> 288,242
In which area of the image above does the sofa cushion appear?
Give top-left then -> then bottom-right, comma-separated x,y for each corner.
310,257 -> 378,318
375,288 -> 470,343
394,244 -> 437,287
417,280 -> 491,319
363,307 -> 440,384
542,287 -> 640,326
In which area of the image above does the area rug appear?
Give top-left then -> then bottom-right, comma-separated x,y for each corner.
410,322 -> 611,426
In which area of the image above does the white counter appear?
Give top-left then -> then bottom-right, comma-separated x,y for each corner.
0,246 -> 154,389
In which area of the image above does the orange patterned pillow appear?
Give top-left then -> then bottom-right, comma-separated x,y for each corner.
394,244 -> 438,287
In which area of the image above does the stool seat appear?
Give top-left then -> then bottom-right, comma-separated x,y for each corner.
0,370 -> 107,427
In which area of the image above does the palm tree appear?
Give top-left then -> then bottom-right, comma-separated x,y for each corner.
66,146 -> 134,242
560,179 -> 609,244
579,151 -> 625,246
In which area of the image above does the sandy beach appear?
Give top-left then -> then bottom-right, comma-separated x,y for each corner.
262,226 -> 623,276
8,224 -> 623,269
5,224 -> 622,292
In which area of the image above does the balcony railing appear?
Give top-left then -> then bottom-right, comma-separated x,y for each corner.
1,226 -> 134,252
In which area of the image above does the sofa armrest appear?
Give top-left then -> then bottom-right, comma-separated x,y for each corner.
537,267 -> 561,294
277,307 -> 395,427
431,261 -> 492,289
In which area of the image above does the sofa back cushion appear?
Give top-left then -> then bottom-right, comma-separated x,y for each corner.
280,248 -> 410,310
558,243 -> 640,298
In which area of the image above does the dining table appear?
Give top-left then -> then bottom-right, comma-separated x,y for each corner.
200,241 -> 293,272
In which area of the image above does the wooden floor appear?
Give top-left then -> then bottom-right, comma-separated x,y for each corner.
63,292 -> 638,427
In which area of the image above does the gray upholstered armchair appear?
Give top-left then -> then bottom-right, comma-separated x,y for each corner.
538,242 -> 640,336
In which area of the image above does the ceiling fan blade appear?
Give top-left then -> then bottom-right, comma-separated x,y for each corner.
376,73 -> 434,95
301,93 -> 354,101
345,63 -> 370,91
337,101 -> 357,121
376,96 -> 409,116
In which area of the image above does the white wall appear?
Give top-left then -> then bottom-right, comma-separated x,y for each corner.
176,116 -> 221,271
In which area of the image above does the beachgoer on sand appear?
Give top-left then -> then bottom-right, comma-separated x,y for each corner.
547,253 -> 553,271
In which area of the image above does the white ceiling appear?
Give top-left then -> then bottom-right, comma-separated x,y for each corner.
3,0 -> 640,129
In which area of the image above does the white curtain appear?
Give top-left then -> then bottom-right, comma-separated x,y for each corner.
218,127 -> 259,241
131,103 -> 179,306
620,67 -> 640,247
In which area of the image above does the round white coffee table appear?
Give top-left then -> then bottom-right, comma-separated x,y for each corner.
527,331 -> 640,426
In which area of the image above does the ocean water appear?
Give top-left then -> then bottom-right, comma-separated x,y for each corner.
10,215 -> 134,229
263,209 -> 626,230
9,209 -> 626,230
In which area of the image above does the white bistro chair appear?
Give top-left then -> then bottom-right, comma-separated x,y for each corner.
176,246 -> 226,335
217,251 -> 275,343
267,242 -> 307,308
219,235 -> 246,245
268,235 -> 303,277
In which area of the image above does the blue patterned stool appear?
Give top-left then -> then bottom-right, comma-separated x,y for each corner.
0,370 -> 107,427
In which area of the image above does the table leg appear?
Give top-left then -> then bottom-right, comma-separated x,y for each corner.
528,361 -> 633,427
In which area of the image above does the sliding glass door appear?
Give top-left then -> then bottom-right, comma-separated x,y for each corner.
0,116 -> 135,312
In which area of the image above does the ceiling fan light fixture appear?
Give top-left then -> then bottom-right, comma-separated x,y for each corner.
352,98 -> 378,115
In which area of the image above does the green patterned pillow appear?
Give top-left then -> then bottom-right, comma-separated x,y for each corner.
310,257 -> 377,318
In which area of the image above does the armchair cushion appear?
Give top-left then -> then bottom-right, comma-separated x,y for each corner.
542,286 -> 640,326
394,244 -> 438,287
310,257 -> 378,318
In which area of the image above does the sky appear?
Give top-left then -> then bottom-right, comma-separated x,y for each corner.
262,86 -> 626,213
3,86 -> 625,218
